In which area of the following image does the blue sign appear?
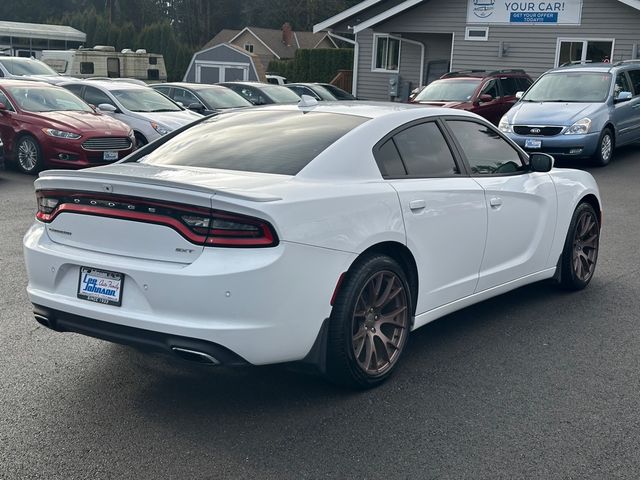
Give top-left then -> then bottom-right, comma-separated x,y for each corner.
510,12 -> 559,22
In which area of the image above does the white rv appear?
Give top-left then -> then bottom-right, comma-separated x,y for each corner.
41,46 -> 167,83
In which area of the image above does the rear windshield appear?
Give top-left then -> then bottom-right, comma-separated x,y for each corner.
414,79 -> 480,102
139,110 -> 368,175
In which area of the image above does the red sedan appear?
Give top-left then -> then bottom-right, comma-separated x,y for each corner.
0,80 -> 135,174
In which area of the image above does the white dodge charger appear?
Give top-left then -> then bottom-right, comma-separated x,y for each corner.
23,102 -> 601,388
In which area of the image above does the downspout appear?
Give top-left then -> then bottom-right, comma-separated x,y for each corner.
326,31 -> 359,96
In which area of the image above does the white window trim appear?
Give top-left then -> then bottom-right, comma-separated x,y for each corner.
371,34 -> 402,73
244,43 -> 254,53
554,37 -> 616,67
465,26 -> 489,41
194,60 -> 251,83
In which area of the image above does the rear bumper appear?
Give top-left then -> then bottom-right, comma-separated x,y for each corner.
33,304 -> 248,365
24,222 -> 356,365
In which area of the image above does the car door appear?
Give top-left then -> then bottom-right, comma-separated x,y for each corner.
611,71 -> 640,146
472,79 -> 503,125
617,69 -> 640,143
444,118 -> 557,292
498,76 -> 526,117
377,119 -> 488,313
0,89 -> 19,153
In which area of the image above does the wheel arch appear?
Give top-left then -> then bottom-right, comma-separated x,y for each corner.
352,241 -> 419,317
579,193 -> 602,225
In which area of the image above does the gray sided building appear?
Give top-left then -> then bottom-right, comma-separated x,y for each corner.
314,0 -> 640,100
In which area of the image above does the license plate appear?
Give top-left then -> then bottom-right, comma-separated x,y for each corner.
525,138 -> 542,149
78,267 -> 124,306
103,151 -> 118,161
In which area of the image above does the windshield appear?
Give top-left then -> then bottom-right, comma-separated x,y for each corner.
414,79 -> 480,102
7,86 -> 92,112
139,110 -> 369,175
522,72 -> 612,102
0,58 -> 58,76
262,85 -> 302,103
195,87 -> 252,109
112,88 -> 182,112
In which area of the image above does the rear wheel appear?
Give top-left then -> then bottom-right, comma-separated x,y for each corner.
15,135 -> 42,175
558,202 -> 600,290
592,128 -> 614,167
327,254 -> 412,389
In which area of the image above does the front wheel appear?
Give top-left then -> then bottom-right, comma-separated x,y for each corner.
558,202 -> 600,290
326,254 -> 412,389
592,128 -> 614,167
15,135 -> 43,175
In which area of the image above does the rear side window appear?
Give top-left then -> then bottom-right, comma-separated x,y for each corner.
64,83 -> 83,97
500,77 -> 522,96
376,139 -> 406,177
393,122 -> 459,177
448,120 -> 526,175
140,111 -> 368,175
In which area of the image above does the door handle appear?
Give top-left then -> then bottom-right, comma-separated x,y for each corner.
409,199 -> 426,211
489,197 -> 503,207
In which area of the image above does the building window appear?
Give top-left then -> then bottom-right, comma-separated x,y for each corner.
465,27 -> 489,41
556,38 -> 614,67
149,56 -> 158,65
373,35 -> 400,72
80,62 -> 94,74
244,44 -> 254,53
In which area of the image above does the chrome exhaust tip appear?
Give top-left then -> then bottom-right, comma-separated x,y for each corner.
171,347 -> 220,365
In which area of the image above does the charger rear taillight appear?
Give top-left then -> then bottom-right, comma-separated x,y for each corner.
36,190 -> 278,248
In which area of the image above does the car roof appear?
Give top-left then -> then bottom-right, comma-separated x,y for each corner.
547,63 -> 617,74
440,69 -> 530,80
246,101 -> 478,120
220,81 -> 276,87
154,82 -> 227,90
0,79 -> 59,88
59,79 -> 148,90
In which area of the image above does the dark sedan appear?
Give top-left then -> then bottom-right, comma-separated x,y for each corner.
152,82 -> 252,115
219,82 -> 301,105
286,83 -> 356,101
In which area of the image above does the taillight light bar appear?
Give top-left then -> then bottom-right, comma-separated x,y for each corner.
36,190 -> 278,248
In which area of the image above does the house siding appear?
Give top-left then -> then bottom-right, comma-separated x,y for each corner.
353,0 -> 640,100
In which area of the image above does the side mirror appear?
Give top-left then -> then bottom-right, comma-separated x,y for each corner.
98,103 -> 117,113
515,91 -> 524,100
615,91 -> 633,102
478,93 -> 493,103
529,152 -> 554,172
188,102 -> 205,113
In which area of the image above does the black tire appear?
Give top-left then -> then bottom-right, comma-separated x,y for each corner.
134,132 -> 148,149
15,135 -> 43,175
558,202 -> 600,290
326,254 -> 412,389
592,128 -> 614,167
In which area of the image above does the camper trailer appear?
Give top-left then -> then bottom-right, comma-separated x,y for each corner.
41,46 -> 167,82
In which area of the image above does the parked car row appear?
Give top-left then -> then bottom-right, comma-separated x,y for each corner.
411,61 -> 640,166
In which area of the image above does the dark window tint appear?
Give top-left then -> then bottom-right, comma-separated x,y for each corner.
107,57 -> 120,78
140,111 -> 368,175
153,86 -> 171,96
480,79 -> 499,99
615,73 -> 631,99
149,57 -> 158,65
288,86 -> 318,99
80,62 -> 94,74
393,122 -> 459,177
516,77 -> 533,92
448,120 -> 526,175
500,77 -> 521,96
627,69 -> 640,96
84,86 -> 114,108
173,88 -> 199,106
375,139 -> 406,177
64,83 -> 83,96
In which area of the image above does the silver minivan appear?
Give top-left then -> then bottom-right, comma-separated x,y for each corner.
499,61 -> 640,166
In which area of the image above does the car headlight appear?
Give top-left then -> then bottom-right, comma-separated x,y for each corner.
498,116 -> 512,133
42,128 -> 81,139
564,118 -> 592,135
151,122 -> 171,136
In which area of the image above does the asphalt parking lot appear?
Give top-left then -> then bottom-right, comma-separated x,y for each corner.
1,148 -> 640,480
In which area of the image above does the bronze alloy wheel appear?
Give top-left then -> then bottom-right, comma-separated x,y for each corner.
572,208 -> 599,282
351,270 -> 409,376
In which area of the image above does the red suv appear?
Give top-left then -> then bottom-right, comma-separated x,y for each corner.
410,69 -> 533,125
0,80 -> 135,174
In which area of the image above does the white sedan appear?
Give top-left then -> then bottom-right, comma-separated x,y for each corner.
23,102 -> 601,388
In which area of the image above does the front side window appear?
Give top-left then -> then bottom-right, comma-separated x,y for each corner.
480,79 -> 499,100
627,69 -> 640,96
500,77 -> 523,96
139,111 -> 369,175
112,88 -> 181,112
614,73 -> 631,99
173,88 -> 199,106
393,122 -> 460,177
374,36 -> 400,72
448,120 -> 526,175
83,86 -> 114,108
